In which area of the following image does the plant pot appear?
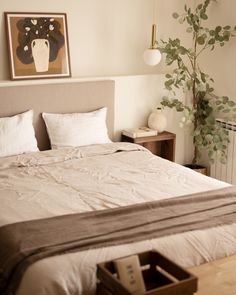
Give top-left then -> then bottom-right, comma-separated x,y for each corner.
184,164 -> 207,176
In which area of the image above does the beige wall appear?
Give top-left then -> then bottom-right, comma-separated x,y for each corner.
0,0 -> 195,164
0,0 -> 191,79
197,0 -> 236,102
113,74 -> 192,164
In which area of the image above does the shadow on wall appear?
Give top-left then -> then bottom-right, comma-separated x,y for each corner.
1,16 -> 10,80
163,108 -> 193,164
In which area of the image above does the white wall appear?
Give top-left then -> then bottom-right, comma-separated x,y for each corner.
0,0 -> 194,164
113,74 -> 192,164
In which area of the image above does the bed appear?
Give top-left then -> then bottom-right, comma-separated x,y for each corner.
0,80 -> 236,295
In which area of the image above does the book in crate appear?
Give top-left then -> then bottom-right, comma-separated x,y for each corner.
97,250 -> 198,295
122,127 -> 158,138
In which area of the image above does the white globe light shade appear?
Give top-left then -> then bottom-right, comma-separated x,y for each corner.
143,48 -> 162,66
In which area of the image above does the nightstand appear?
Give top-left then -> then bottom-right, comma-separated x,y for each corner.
121,131 -> 176,162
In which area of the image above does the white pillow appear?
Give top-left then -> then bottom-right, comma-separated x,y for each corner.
0,110 -> 38,157
42,107 -> 111,149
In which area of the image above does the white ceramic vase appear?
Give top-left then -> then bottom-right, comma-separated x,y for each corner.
148,108 -> 167,133
31,39 -> 50,72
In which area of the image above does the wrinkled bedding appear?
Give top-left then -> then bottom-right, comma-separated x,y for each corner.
0,142 -> 234,295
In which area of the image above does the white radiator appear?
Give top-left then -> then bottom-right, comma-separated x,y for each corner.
210,120 -> 236,184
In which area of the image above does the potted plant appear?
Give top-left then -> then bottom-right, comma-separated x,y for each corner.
158,0 -> 236,171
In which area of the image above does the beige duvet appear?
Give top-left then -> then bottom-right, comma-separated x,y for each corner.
0,142 -> 235,295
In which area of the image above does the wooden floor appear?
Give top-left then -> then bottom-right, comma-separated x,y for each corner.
190,255 -> 236,295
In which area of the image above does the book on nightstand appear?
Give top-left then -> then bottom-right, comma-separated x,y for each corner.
122,127 -> 158,138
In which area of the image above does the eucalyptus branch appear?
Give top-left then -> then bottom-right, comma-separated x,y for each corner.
179,59 -> 192,78
196,41 -> 210,57
186,52 -> 195,70
160,0 -> 236,164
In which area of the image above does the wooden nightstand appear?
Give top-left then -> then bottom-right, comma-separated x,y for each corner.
121,131 -> 176,162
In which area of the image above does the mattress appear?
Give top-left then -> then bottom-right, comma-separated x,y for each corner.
0,142 -> 235,295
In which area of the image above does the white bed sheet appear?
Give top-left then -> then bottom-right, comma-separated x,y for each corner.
0,142 -> 234,295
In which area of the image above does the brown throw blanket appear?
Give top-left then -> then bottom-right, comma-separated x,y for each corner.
1,186 -> 236,295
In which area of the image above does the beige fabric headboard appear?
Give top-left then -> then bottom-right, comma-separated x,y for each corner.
0,80 -> 115,150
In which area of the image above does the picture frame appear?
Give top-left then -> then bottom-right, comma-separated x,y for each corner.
5,12 -> 71,80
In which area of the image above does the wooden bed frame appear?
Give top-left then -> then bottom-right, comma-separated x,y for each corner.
0,80 -> 115,150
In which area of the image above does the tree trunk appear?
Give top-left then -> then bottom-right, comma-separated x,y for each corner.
192,145 -> 198,165
192,33 -> 198,165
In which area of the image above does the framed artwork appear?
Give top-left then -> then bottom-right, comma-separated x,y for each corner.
5,12 -> 71,80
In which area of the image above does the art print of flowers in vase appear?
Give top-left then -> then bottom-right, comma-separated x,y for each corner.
5,13 -> 71,80
16,17 -> 64,73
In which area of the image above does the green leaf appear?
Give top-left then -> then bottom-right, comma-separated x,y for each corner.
162,96 -> 169,101
197,36 -> 205,45
208,38 -> 215,45
176,106 -> 184,112
206,116 -> 215,124
223,109 -> 230,113
193,24 -> 199,32
173,12 -> 179,19
186,27 -> 193,33
209,30 -> 215,36
217,106 -> 224,111
219,36 -> 225,42
165,74 -> 172,79
216,26 -> 222,33
223,25 -> 231,30
222,96 -> 229,103
228,101 -> 235,107
208,150 -> 214,158
223,30 -> 231,37
224,36 -> 229,42
186,79 -> 193,89
165,79 -> 174,88
200,13 -> 208,20
200,72 -> 206,83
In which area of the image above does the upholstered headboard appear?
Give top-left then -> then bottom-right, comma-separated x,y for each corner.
0,80 -> 115,150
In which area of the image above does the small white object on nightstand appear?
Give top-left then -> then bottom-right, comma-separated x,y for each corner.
148,107 -> 167,132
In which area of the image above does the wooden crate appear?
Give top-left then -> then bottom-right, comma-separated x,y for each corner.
97,250 -> 198,295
